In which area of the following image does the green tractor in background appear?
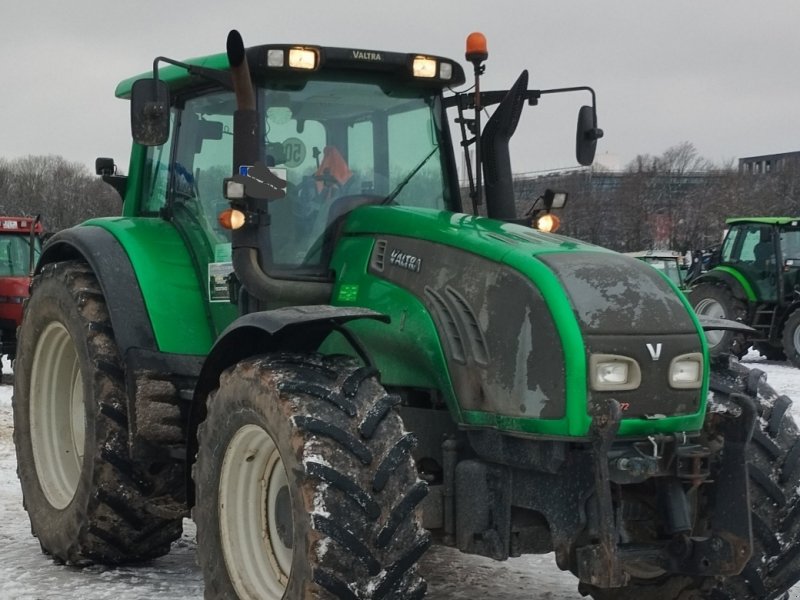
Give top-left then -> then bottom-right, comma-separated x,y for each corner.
689,217 -> 800,365
12,30 -> 800,600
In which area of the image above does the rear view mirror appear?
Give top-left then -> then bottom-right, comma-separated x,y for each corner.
131,78 -> 171,146
576,105 -> 603,166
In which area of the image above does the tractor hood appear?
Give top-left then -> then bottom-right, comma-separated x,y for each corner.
336,206 -> 708,438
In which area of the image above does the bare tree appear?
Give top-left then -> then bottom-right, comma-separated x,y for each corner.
2,155 -> 119,232
513,142 -> 800,254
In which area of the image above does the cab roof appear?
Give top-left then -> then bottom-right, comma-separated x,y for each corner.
115,44 -> 465,99
726,217 -> 800,226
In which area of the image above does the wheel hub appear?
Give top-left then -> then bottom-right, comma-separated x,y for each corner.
29,321 -> 85,510
694,298 -> 725,347
273,485 -> 294,549
219,424 -> 294,600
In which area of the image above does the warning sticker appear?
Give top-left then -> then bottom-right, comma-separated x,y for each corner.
208,262 -> 234,302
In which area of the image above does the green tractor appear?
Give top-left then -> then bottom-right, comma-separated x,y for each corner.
689,217 -> 800,365
625,250 -> 689,290
12,30 -> 800,600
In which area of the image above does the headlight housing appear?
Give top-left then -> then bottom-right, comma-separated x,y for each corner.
589,354 -> 642,391
668,353 -> 704,389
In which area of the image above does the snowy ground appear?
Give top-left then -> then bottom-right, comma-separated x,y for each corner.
1,353 -> 800,599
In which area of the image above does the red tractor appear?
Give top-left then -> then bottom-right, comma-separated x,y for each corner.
0,216 -> 43,374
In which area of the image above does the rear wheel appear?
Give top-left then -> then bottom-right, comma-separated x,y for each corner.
194,353 -> 429,599
781,308 -> 800,367
688,282 -> 749,358
582,361 -> 800,599
13,261 -> 182,565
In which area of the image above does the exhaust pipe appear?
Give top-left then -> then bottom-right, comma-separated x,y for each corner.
481,70 -> 528,221
226,30 -> 331,307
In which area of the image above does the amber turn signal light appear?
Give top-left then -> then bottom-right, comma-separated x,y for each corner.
218,208 -> 246,230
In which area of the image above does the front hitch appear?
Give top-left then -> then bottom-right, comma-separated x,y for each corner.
577,394 -> 755,589
577,398 -> 629,588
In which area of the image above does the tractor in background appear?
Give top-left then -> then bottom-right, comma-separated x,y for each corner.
626,249 -> 689,290
0,215 -> 42,374
689,217 -> 800,365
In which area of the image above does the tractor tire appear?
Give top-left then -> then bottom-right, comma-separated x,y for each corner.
193,353 -> 429,600
756,342 -> 786,362
781,308 -> 800,368
688,282 -> 749,358
12,261 -> 183,565
581,361 -> 800,600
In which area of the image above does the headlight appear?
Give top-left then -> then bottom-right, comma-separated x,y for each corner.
669,353 -> 703,389
412,56 -> 437,78
590,354 -> 641,391
535,213 -> 561,233
288,48 -> 317,70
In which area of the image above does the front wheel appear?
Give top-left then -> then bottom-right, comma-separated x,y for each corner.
193,353 -> 429,599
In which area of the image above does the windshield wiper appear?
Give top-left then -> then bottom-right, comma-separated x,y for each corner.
382,145 -> 439,205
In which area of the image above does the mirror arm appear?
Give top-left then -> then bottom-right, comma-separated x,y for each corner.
448,86 -> 601,138
538,86 -> 603,140
152,56 -> 234,91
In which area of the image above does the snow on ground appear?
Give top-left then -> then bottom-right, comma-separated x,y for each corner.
1,353 -> 800,599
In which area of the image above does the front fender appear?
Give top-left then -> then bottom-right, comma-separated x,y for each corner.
193,305 -> 389,404
185,304 -> 388,504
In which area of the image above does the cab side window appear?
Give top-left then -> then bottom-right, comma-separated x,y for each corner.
141,110 -> 176,215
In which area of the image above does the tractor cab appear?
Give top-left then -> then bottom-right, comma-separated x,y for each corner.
714,218 -> 800,306
121,44 -> 471,319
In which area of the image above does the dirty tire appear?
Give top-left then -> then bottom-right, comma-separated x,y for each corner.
781,308 -> 800,368
193,353 -> 429,600
689,282 -> 749,358
13,261 -> 182,565
583,361 -> 800,600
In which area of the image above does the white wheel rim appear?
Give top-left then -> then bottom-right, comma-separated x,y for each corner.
29,321 -> 85,510
219,424 -> 293,599
694,298 -> 726,346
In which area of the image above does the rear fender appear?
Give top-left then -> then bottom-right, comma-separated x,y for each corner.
692,269 -> 751,302
37,226 -> 157,354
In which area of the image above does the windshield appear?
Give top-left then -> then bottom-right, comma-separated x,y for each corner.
257,74 -> 454,267
159,74 -> 455,273
0,234 -> 40,276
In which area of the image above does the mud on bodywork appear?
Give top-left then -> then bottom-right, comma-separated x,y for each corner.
373,239 -> 706,423
371,236 -> 566,420
539,252 -> 705,418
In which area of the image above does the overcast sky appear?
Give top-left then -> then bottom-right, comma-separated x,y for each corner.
2,0 -> 799,176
